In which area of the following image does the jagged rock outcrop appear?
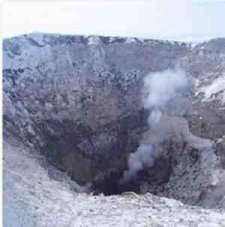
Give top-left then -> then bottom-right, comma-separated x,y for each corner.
3,33 -> 225,208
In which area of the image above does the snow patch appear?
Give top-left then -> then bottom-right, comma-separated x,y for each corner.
88,36 -> 101,45
125,38 -> 136,43
198,75 -> 225,104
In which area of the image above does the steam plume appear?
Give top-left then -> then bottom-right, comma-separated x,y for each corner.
122,68 -> 193,182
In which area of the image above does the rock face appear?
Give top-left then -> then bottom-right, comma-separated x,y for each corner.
3,33 -> 225,208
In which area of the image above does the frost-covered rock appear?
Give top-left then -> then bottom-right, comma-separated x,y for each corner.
198,75 -> 225,104
3,33 -> 225,209
3,33 -> 189,181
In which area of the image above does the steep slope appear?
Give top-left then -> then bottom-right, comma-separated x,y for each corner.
3,33 -> 190,182
3,33 -> 225,208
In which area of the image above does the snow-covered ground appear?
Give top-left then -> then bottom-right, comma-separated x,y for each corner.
198,75 -> 225,105
3,138 -> 225,227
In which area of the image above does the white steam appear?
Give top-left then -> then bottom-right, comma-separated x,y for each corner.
122,68 -> 194,182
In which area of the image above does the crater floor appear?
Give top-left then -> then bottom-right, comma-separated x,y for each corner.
4,138 -> 225,227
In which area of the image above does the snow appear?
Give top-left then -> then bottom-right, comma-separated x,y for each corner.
3,139 -> 84,227
199,75 -> 225,104
125,38 -> 136,43
88,36 -> 101,45
3,138 -> 225,227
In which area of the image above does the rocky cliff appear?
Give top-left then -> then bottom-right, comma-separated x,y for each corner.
3,33 -> 225,208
